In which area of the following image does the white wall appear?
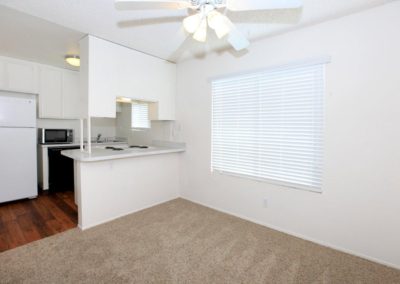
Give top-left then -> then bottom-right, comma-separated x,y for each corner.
90,118 -> 116,139
176,2 -> 400,268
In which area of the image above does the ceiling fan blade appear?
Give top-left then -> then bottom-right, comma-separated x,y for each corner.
115,0 -> 192,10
219,15 -> 250,51
227,27 -> 250,51
226,0 -> 302,11
118,16 -> 185,28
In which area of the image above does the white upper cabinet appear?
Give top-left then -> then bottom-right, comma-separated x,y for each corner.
0,56 -> 81,119
7,61 -> 37,93
62,70 -> 81,119
81,36 -> 116,118
38,64 -> 82,119
115,46 -> 176,120
80,35 -> 176,120
0,60 -> 6,90
0,56 -> 37,94
38,66 -> 63,118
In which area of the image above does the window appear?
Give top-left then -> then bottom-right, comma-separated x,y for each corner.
131,102 -> 150,129
211,60 -> 327,192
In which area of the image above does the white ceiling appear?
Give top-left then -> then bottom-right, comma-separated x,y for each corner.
0,5 -> 84,70
0,0 -> 394,66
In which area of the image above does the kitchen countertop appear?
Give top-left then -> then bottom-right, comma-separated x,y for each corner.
61,141 -> 185,162
39,141 -> 127,148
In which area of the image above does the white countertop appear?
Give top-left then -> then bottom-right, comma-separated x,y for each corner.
39,141 -> 126,148
61,141 -> 185,162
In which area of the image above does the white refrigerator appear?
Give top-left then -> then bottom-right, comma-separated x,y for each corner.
0,91 -> 38,203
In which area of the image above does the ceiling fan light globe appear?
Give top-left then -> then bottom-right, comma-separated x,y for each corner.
207,11 -> 231,38
207,10 -> 220,30
183,14 -> 202,34
214,20 -> 231,38
192,18 -> 207,42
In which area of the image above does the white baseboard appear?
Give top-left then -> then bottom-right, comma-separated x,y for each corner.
78,196 -> 179,231
181,196 -> 400,271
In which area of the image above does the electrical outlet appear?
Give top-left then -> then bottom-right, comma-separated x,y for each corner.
263,198 -> 268,208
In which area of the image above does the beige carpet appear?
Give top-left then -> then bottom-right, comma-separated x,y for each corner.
0,198 -> 399,283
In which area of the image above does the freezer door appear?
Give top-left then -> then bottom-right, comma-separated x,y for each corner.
0,128 -> 38,203
0,92 -> 36,128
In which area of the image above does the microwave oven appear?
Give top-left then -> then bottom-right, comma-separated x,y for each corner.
38,128 -> 74,144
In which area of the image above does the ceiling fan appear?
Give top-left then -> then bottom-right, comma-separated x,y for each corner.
115,0 -> 303,51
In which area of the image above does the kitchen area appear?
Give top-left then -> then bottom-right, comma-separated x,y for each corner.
0,33 -> 184,249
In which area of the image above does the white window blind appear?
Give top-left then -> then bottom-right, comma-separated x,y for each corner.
211,61 -> 326,191
131,103 -> 150,129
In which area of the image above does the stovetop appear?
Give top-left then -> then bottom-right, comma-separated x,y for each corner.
105,145 -> 149,151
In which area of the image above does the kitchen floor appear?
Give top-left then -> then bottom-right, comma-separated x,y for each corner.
0,190 -> 77,252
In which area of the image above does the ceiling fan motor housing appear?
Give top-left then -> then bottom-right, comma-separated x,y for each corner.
190,0 -> 225,8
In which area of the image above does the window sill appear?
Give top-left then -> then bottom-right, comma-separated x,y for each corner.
212,169 -> 322,193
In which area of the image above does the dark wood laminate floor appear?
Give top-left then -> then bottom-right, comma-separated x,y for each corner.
0,191 -> 77,252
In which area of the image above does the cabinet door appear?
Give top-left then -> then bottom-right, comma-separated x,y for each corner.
114,44 -> 176,120
62,70 -> 81,118
154,62 -> 176,120
85,36 -> 116,118
38,66 -> 63,118
7,60 -> 37,93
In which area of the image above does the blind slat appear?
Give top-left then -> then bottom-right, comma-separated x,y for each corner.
131,103 -> 150,129
211,62 -> 325,191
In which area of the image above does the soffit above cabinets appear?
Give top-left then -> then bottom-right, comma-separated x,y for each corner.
0,0 -> 394,63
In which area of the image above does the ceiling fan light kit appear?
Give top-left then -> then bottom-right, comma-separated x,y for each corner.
183,7 -> 232,42
115,0 -> 303,52
182,13 -> 202,34
192,17 -> 208,42
207,11 -> 231,39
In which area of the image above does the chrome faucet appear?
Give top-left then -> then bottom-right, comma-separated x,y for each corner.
96,133 -> 102,143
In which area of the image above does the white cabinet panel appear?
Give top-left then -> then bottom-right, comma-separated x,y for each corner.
0,56 -> 82,119
7,61 -> 37,93
62,70 -> 81,118
38,66 -> 63,118
38,65 -> 82,119
80,35 -> 176,120
0,56 -> 37,93
114,45 -> 176,120
86,36 -> 117,118
152,62 -> 176,120
0,60 -> 5,89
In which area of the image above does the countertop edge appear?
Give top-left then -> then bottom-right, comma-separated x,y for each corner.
39,142 -> 127,148
61,148 -> 185,162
